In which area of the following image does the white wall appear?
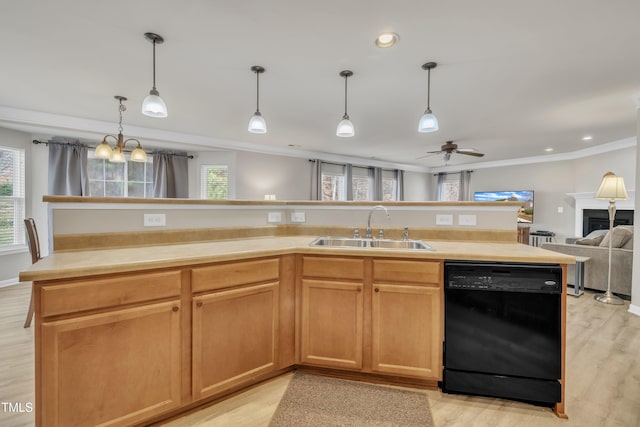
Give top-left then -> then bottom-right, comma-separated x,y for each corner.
236,151 -> 311,200
404,171 -> 431,201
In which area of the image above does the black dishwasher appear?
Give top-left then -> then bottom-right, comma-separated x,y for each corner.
443,261 -> 562,405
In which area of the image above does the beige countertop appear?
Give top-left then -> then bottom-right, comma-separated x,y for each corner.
20,236 -> 575,282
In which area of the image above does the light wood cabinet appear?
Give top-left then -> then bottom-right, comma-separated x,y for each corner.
192,282 -> 279,399
371,259 -> 443,379
299,256 -> 443,380
371,284 -> 441,378
40,299 -> 182,427
300,279 -> 364,369
191,257 -> 286,400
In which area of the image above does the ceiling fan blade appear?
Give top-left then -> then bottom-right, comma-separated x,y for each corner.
415,152 -> 442,160
456,150 -> 485,157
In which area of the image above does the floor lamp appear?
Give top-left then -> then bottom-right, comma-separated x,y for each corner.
594,171 -> 628,305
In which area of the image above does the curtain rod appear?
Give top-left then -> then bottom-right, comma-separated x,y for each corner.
432,170 -> 474,176
32,139 -> 194,159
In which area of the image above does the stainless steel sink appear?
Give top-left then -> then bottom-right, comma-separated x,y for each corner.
309,237 -> 434,251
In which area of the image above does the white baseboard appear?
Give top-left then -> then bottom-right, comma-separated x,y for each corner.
628,304 -> 640,317
0,278 -> 20,288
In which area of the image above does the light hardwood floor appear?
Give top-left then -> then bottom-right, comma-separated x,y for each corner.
1,282 -> 639,427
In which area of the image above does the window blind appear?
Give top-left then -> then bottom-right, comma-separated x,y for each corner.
0,146 -> 26,248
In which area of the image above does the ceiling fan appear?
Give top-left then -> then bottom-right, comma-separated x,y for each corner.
417,140 -> 485,161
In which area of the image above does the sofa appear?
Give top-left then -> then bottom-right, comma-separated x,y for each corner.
541,226 -> 633,297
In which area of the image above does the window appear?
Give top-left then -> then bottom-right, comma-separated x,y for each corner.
88,154 -> 153,197
0,146 -> 25,249
201,165 -> 229,199
351,166 -> 371,201
318,162 -> 401,201
381,169 -> 398,201
321,163 -> 347,201
436,171 -> 471,201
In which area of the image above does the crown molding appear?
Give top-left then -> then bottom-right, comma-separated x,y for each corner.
0,105 -> 637,175
430,137 -> 637,174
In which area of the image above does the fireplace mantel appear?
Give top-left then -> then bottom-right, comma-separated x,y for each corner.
568,191 -> 635,237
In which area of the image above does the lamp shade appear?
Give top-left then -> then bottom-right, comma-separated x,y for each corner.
110,149 -> 126,163
130,145 -> 148,162
418,112 -> 439,133
336,118 -> 355,137
248,112 -> 267,134
142,91 -> 168,118
595,172 -> 628,200
95,140 -> 113,159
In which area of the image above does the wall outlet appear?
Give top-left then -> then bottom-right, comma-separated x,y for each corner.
143,213 -> 166,227
291,212 -> 306,223
458,214 -> 477,226
557,206 -> 564,213
435,214 -> 454,225
267,212 -> 282,223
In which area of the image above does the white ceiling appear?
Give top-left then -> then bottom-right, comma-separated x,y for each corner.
1,0 -> 639,171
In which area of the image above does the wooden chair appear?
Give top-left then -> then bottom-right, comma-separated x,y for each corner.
23,218 -> 41,328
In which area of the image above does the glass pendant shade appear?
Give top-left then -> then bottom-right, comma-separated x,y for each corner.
248,112 -> 267,134
130,144 -> 148,162
336,117 -> 355,137
95,140 -> 113,159
418,111 -> 439,133
110,148 -> 126,163
142,90 -> 168,118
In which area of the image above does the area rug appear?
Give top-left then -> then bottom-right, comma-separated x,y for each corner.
269,372 -> 434,427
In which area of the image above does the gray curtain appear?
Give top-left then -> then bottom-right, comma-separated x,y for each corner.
459,170 -> 472,201
435,172 -> 447,200
153,153 -> 189,198
48,142 -> 89,196
371,167 -> 383,201
345,164 -> 354,200
396,169 -> 404,201
310,160 -> 320,200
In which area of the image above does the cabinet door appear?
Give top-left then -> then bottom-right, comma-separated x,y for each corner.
300,279 -> 364,369
192,282 -> 279,399
371,284 -> 442,379
41,301 -> 182,427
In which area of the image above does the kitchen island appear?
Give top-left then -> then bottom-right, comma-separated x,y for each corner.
20,236 -> 574,426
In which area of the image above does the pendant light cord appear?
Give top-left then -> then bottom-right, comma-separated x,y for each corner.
152,40 -> 157,91
256,70 -> 260,113
343,74 -> 349,119
426,67 -> 431,112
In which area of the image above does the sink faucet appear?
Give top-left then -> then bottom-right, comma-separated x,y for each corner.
365,205 -> 390,238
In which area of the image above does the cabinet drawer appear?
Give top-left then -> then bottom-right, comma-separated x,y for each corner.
41,270 -> 182,317
192,258 -> 280,293
302,256 -> 364,280
373,259 -> 441,284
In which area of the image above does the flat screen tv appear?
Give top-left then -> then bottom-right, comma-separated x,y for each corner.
474,190 -> 534,223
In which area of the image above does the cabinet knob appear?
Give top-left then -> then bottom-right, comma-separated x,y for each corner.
374,288 -> 379,293
357,288 -> 362,293
172,306 -> 179,312
196,301 -> 203,308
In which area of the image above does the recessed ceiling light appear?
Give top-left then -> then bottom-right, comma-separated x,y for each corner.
545,148 -> 554,152
582,135 -> 593,141
375,32 -> 399,48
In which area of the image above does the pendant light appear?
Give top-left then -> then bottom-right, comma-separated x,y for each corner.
248,65 -> 267,134
141,32 -> 168,118
95,96 -> 147,163
336,70 -> 355,137
418,62 -> 439,133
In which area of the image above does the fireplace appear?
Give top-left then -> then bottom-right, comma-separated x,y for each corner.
582,209 -> 634,236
